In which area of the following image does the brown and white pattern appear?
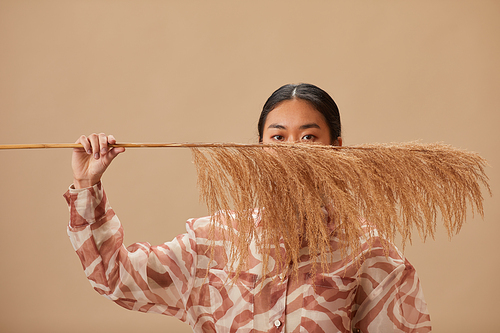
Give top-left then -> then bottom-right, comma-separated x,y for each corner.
65,183 -> 431,332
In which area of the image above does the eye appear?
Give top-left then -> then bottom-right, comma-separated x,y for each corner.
301,134 -> 316,141
271,135 -> 284,141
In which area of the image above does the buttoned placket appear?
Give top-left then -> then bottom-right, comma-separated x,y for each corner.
267,275 -> 288,332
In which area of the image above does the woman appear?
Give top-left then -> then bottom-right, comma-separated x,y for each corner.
66,83 -> 431,332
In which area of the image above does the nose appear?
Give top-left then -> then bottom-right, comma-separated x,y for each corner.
285,135 -> 299,143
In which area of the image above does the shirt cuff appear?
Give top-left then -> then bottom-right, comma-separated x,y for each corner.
64,182 -> 106,227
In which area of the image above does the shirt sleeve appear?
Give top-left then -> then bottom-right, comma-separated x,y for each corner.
352,241 -> 432,333
63,182 -> 197,321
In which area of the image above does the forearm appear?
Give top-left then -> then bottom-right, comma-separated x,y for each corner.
64,183 -> 195,311
65,182 -> 126,295
352,248 -> 431,332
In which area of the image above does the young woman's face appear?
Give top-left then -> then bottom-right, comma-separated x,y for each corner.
262,98 -> 339,146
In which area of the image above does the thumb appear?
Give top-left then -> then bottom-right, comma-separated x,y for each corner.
101,146 -> 125,165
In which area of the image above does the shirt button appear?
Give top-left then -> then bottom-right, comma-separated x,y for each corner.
274,320 -> 282,327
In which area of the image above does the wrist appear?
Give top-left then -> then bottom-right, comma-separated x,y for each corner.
73,178 -> 100,189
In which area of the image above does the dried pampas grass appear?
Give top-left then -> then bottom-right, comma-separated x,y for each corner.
191,142 -> 490,278
1,140 -> 488,278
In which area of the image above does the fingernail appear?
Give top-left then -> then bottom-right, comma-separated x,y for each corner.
94,153 -> 99,159
87,150 -> 92,154
101,148 -> 107,155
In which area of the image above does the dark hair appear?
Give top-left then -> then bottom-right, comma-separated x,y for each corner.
258,83 -> 341,144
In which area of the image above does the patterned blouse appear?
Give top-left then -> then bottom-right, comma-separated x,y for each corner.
65,182 -> 431,333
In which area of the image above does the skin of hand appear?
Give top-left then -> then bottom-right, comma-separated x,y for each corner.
72,133 -> 125,189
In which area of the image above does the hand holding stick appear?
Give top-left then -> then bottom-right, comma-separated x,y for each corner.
71,134 -> 126,189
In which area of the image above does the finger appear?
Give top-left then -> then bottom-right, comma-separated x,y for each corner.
88,133 -> 100,159
103,146 -> 125,164
99,133 -> 109,156
107,135 -> 125,154
75,135 -> 92,154
108,134 -> 117,145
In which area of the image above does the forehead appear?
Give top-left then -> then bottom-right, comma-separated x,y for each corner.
265,99 -> 327,126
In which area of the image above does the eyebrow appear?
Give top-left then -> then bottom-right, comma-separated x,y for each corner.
267,123 -> 322,130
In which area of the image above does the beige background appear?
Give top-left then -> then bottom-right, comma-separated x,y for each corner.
0,1 -> 498,332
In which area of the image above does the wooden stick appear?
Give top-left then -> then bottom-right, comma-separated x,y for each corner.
0,142 -> 442,151
0,142 -> 364,150
0,143 -> 269,149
